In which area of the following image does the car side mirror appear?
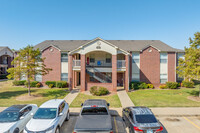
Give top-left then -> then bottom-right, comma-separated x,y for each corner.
107,103 -> 110,106
59,113 -> 63,116
20,116 -> 24,120
81,103 -> 83,106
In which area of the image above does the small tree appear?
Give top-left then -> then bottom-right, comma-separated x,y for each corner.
177,32 -> 200,96
7,45 -> 52,96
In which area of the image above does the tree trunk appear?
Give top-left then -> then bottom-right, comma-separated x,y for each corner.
28,79 -> 31,96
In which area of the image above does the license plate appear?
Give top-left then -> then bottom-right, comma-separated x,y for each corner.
147,130 -> 153,133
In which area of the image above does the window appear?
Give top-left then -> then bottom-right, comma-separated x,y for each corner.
35,74 -> 42,82
135,115 -> 157,123
61,52 -> 68,62
160,53 -> 168,83
106,54 -> 111,63
59,102 -> 65,114
61,73 -> 68,81
132,52 -> 140,81
81,107 -> 108,115
89,54 -> 95,63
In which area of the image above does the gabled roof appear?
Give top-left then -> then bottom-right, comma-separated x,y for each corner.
34,39 -> 184,52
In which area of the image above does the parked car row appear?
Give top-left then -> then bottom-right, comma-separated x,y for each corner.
0,99 -> 163,133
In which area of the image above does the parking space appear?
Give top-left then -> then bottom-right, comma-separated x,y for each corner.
60,116 -> 127,133
157,116 -> 200,133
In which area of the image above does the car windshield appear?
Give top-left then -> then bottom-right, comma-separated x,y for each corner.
0,111 -> 19,122
135,115 -> 157,123
33,108 -> 57,119
81,107 -> 108,115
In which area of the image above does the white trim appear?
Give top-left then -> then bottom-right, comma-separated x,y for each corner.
140,45 -> 161,52
40,44 -> 61,52
68,37 -> 130,55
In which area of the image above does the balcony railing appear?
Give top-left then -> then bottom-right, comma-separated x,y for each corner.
86,60 -> 112,67
117,60 -> 126,68
0,64 -> 8,67
73,60 -> 81,68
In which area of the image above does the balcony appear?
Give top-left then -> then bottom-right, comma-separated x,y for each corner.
86,60 -> 112,67
73,60 -> 81,70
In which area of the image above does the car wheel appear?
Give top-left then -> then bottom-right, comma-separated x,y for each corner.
55,127 -> 60,133
65,111 -> 70,121
13,128 -> 19,133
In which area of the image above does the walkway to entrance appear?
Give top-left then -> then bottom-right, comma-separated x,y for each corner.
64,87 -> 80,105
117,89 -> 135,108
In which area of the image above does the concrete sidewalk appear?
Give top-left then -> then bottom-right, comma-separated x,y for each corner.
64,88 -> 80,105
117,89 -> 135,108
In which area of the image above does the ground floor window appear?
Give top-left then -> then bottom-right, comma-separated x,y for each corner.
35,74 -> 42,82
160,74 -> 167,83
61,73 -> 68,81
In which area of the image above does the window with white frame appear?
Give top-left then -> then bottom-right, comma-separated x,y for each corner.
132,52 -> 140,81
61,52 -> 68,62
61,73 -> 68,81
160,53 -> 168,83
35,74 -> 42,82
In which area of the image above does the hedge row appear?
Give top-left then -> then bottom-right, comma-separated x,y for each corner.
45,81 -> 68,88
13,80 -> 41,87
129,81 -> 154,90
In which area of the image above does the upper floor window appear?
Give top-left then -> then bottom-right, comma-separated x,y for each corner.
160,53 -> 167,63
61,52 -> 68,62
132,53 -> 140,63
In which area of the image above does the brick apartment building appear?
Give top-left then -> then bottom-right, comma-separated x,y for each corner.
34,37 -> 184,91
0,47 -> 14,77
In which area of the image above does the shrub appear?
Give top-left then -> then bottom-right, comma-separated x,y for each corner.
182,81 -> 194,88
129,81 -> 142,90
166,82 -> 178,89
25,81 -> 39,87
147,84 -> 154,89
48,84 -> 54,88
56,81 -> 67,88
36,82 -> 41,88
12,80 -> 26,86
138,82 -> 148,89
90,86 -> 109,96
159,84 -> 167,89
45,81 -> 56,87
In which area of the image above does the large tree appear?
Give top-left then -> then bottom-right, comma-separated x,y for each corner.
7,45 -> 52,96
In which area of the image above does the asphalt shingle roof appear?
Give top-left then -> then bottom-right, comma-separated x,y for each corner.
34,40 -> 184,52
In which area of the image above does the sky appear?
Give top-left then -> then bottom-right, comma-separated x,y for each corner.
0,0 -> 199,50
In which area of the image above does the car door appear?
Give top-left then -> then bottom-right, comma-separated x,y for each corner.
123,108 -> 130,126
58,102 -> 66,125
128,111 -> 135,132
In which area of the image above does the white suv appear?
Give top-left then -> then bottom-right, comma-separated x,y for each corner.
24,99 -> 70,133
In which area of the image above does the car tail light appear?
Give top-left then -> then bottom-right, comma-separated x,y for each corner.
134,126 -> 144,132
110,131 -> 113,133
91,105 -> 98,107
156,126 -> 163,132
73,132 -> 76,133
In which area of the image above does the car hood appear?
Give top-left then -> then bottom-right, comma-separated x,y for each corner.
0,122 -> 16,132
26,118 -> 55,131
74,115 -> 112,131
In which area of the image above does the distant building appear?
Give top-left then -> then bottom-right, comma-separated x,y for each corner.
0,47 -> 14,77
34,37 -> 184,91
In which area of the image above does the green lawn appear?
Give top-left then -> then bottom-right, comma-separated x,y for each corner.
128,86 -> 200,107
70,93 -> 122,108
0,85 -> 69,107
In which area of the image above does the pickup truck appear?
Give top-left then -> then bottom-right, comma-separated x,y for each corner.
73,99 -> 113,133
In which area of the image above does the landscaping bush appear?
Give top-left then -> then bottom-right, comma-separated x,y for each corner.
147,84 -> 154,89
0,74 -> 8,79
48,84 -> 54,88
129,81 -> 142,90
159,84 -> 167,89
56,81 -> 68,88
90,86 -> 109,96
25,81 -> 39,87
138,82 -> 148,89
182,81 -> 194,88
36,82 -> 41,88
45,81 -> 56,87
12,80 -> 26,86
166,82 -> 178,89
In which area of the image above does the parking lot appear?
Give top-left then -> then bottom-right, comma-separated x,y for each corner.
60,115 -> 200,133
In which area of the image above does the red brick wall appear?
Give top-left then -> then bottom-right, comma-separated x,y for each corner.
112,55 -> 117,92
81,54 -> 86,91
42,46 -> 61,82
168,52 -> 176,82
140,46 -> 160,85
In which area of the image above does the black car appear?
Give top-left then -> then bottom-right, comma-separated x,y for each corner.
122,106 -> 163,133
73,99 -> 113,133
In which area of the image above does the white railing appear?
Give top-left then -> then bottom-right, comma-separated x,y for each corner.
117,60 -> 126,68
0,64 -> 8,67
73,60 -> 81,67
86,60 -> 112,67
